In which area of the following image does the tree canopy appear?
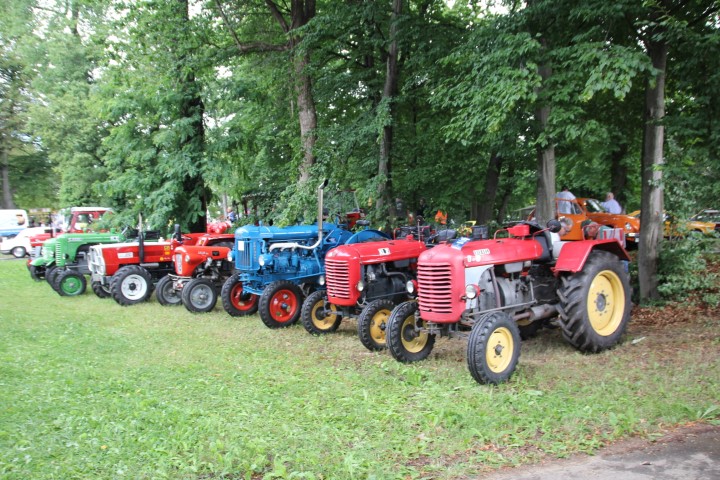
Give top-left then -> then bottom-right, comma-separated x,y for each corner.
1,0 -> 718,301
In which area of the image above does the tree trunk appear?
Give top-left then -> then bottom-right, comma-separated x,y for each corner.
476,153 -> 502,224
535,61 -> 555,226
376,0 -> 402,222
496,163 -> 515,223
638,39 -> 667,303
1,149 -> 14,209
610,142 -> 629,209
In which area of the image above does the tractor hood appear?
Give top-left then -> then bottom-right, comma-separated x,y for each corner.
418,236 -> 543,268
327,238 -> 427,265
234,222 -> 338,242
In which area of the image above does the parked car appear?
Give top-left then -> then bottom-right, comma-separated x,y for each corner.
690,209 -> 720,233
0,227 -> 54,258
577,198 -> 640,246
629,210 -> 717,238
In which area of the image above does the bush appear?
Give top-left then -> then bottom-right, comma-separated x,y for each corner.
657,235 -> 719,303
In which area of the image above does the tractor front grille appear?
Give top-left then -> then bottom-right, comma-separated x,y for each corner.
236,238 -> 261,271
417,263 -> 453,314
325,259 -> 351,299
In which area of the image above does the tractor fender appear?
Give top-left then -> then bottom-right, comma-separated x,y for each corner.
553,239 -> 630,274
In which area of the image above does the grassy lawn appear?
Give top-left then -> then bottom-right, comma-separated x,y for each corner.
0,259 -> 718,479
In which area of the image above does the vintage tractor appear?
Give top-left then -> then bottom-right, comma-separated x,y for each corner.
385,220 -> 631,385
221,180 -> 389,328
300,224 -> 437,350
154,229 -> 235,313
28,230 -> 127,296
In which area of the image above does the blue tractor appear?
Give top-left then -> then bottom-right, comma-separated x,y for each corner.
220,180 -> 389,328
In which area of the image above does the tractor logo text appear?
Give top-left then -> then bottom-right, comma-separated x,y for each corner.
378,248 -> 391,255
466,248 -> 491,263
118,252 -> 134,259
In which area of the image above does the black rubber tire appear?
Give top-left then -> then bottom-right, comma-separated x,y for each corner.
220,273 -> 259,316
300,290 -> 341,335
11,246 -> 26,258
92,281 -> 111,299
182,278 -> 218,313
557,250 -> 631,353
259,280 -> 303,329
357,299 -> 395,351
467,311 -> 521,385
29,265 -> 45,281
111,265 -> 153,306
46,266 -> 60,290
156,275 -> 182,306
386,301 -> 435,362
56,271 -> 87,297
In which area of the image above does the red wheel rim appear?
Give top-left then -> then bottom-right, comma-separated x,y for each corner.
269,288 -> 299,323
231,282 -> 258,311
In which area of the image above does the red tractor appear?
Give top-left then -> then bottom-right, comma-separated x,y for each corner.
88,228 -> 232,306
300,224 -> 441,351
155,232 -> 237,313
385,220 -> 632,385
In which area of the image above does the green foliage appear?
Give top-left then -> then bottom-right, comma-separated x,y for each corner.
657,238 -> 719,302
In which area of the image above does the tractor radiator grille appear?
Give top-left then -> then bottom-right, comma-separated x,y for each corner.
417,263 -> 453,314
236,239 -> 261,271
325,259 -> 351,299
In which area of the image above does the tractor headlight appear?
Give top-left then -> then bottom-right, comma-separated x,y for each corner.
318,275 -> 325,286
259,254 -> 273,267
356,280 -> 365,292
184,254 -> 191,263
465,284 -> 479,300
406,280 -> 416,295
227,250 -> 234,262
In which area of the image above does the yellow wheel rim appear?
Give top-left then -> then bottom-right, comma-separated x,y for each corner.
486,327 -> 514,373
587,270 -> 625,336
369,309 -> 391,345
400,314 -> 429,353
311,300 -> 337,329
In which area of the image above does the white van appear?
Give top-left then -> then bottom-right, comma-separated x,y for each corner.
0,209 -> 29,241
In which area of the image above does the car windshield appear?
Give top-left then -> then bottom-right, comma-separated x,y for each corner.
692,210 -> 720,223
585,198 -> 605,213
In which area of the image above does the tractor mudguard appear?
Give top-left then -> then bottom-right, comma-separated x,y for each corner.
553,239 -> 630,274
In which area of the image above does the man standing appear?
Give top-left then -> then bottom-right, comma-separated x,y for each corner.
556,186 -> 576,214
601,192 -> 622,214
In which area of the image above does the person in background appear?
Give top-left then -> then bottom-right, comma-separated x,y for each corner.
556,185 -> 576,214
416,198 -> 427,220
600,192 -> 622,214
226,206 -> 237,223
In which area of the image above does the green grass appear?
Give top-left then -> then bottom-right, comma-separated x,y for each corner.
0,259 -> 718,479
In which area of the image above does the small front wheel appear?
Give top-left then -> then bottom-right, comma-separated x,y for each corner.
220,273 -> 259,316
156,275 -> 182,306
467,311 -> 521,385
259,280 -> 303,328
92,281 -> 111,299
386,301 -> 435,362
182,278 -> 218,313
56,271 -> 87,297
357,299 -> 395,351
300,290 -> 341,335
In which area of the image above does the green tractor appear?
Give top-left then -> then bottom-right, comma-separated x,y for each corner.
29,230 -> 127,296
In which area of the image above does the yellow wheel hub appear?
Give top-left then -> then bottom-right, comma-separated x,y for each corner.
370,309 -> 390,344
311,300 -> 337,329
587,270 -> 625,336
400,315 -> 429,353
486,327 -> 514,373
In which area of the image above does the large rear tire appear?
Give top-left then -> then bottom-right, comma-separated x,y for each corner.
300,290 -> 341,335
220,273 -> 259,316
386,301 -> 435,362
56,271 -> 87,297
182,278 -> 218,313
156,275 -> 182,306
467,311 -> 521,385
357,299 -> 395,351
557,250 -> 631,353
259,280 -> 303,329
111,265 -> 153,306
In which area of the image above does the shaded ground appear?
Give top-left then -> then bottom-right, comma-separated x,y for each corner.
482,423 -> 720,479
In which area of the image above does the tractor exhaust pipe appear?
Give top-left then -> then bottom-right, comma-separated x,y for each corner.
269,179 -> 329,252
